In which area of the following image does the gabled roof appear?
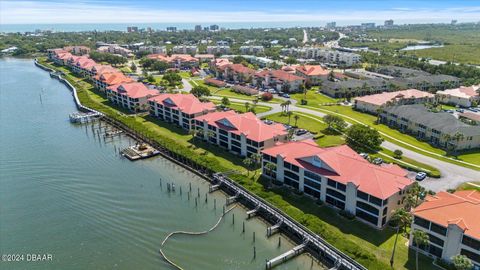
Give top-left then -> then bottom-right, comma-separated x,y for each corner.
256,69 -> 305,82
413,190 -> 480,239
107,82 -> 158,99
296,65 -> 330,76
148,93 -> 216,115
223,64 -> 256,75
95,72 -> 133,85
147,54 -> 198,63
75,58 -> 96,69
354,89 -> 434,106
262,140 -> 413,199
437,85 -> 480,99
194,111 -> 287,142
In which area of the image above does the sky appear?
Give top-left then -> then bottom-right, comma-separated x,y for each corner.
1,0 -> 480,25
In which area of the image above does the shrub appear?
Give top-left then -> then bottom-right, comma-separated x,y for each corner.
301,99 -> 308,105
393,149 -> 403,159
339,210 -> 356,220
261,92 -> 273,101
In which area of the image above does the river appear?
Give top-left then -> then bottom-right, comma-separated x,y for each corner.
0,58 -> 325,270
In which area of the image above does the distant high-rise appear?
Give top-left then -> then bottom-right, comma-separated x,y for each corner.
451,20 -> 458,25
166,26 -> 177,32
209,25 -> 219,31
127,26 -> 138,33
195,25 -> 202,32
361,23 -> 376,29
326,22 -> 336,29
384,20 -> 394,27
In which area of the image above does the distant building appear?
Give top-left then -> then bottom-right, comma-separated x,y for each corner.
106,82 -> 158,112
255,70 -> 305,92
280,47 -> 361,67
239,46 -> 264,55
217,63 -> 256,83
410,190 -> 480,268
380,104 -> 480,151
206,46 -> 230,55
97,44 -> 133,57
262,140 -> 413,229
353,89 -> 434,114
295,65 -> 330,86
166,26 -> 177,32
436,85 -> 480,108
195,25 -> 202,32
384,20 -> 394,27
361,23 -> 376,29
326,22 -> 336,29
216,40 -> 229,46
127,26 -> 138,33
139,46 -> 166,55
146,54 -> 199,69
63,45 -> 91,56
451,20 -> 458,25
209,25 -> 219,31
172,45 -> 198,55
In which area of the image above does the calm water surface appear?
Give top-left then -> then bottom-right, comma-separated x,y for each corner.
0,58 -> 325,270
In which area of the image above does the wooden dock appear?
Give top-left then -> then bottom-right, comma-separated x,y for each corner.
121,143 -> 160,161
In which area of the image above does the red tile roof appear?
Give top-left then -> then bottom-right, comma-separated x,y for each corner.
459,112 -> 480,122
296,65 -> 330,76
204,78 -> 227,87
148,93 -> 216,115
212,58 -> 231,68
107,82 -> 158,99
354,89 -> 434,106
95,72 -> 133,85
262,140 -> 413,199
222,64 -> 256,75
256,69 -> 305,82
74,58 -> 96,69
89,64 -> 118,74
437,85 -> 480,99
147,54 -> 198,63
413,191 -> 480,239
194,111 -> 287,142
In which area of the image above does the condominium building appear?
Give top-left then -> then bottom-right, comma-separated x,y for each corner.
85,64 -> 119,79
194,111 -> 288,157
172,45 -> 198,55
206,46 -> 230,55
63,45 -> 91,56
146,54 -> 199,69
217,64 -> 256,83
380,104 -> 480,151
210,58 -> 231,71
436,85 -> 480,108
70,57 -> 96,76
295,65 -> 330,86
354,89 -> 434,114
239,46 -> 264,55
261,140 -> 413,228
97,44 -> 133,57
255,69 -> 305,92
93,72 -> 134,92
139,46 -> 167,54
280,48 -> 361,66
106,82 -> 159,112
410,191 -> 480,268
148,94 -> 216,130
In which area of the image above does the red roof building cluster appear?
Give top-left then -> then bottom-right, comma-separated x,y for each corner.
107,82 -> 158,99
149,94 -> 216,115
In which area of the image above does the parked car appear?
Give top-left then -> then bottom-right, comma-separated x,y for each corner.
282,93 -> 290,98
263,119 -> 273,125
359,153 -> 369,159
468,108 -> 479,112
283,124 -> 292,130
415,172 -> 427,181
295,129 -> 307,135
372,158 -> 383,165
456,108 -> 465,113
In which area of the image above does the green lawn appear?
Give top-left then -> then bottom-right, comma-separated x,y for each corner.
179,71 -> 192,79
40,58 -> 438,270
298,104 -> 480,169
406,44 -> 480,65
262,112 -> 346,148
375,149 -> 441,178
291,89 -> 339,106
211,100 -> 272,114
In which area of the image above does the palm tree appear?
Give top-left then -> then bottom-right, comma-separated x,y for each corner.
243,157 -> 253,176
264,162 -> 277,186
287,111 -> 293,125
284,100 -> 292,113
406,182 -> 425,211
452,132 -> 465,157
244,102 -> 250,112
280,102 -> 286,114
293,115 -> 300,127
412,230 -> 430,270
207,130 -> 216,142
390,208 -> 412,267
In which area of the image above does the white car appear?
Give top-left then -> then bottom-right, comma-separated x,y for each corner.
415,172 -> 427,181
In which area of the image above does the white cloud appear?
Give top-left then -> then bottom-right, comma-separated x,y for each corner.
1,1 -> 479,25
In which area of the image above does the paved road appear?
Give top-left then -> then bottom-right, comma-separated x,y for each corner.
302,29 -> 308,44
182,78 -> 193,92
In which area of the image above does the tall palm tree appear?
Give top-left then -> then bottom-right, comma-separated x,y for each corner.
243,157 -> 253,176
244,102 -> 250,112
264,162 -> 277,186
413,230 -> 430,270
287,111 -> 293,125
452,132 -> 465,157
390,208 -> 412,267
293,115 -> 300,127
285,100 -> 292,113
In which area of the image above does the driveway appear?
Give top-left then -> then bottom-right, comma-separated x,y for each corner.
182,79 -> 193,92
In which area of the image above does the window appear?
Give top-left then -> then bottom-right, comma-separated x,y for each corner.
327,179 -> 336,188
369,196 -> 383,207
304,178 -> 321,190
304,186 -> 320,199
429,245 -> 443,258
430,223 -> 447,236
462,235 -> 480,251
356,210 -> 378,225
356,201 -> 379,216
461,249 -> 480,264
326,188 -> 345,201
382,207 -> 388,216
304,171 -> 322,182
414,216 -> 430,229
284,171 -> 299,181
357,191 -> 369,201
428,234 -> 444,247
337,183 -> 346,192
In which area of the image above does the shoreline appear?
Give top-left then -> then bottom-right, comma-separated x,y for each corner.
34,59 -> 350,269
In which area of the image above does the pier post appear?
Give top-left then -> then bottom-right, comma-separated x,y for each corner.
243,221 -> 245,233
180,186 -> 182,195
188,192 -> 190,201
195,197 -> 198,207
205,193 -> 207,203
253,246 -> 256,259
253,231 -> 256,243
278,237 -> 281,247
197,187 -> 200,198
189,182 -> 192,192
214,199 -> 216,209
223,205 -> 225,215
232,214 -> 235,225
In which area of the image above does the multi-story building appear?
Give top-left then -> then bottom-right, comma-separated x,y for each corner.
139,46 -> 166,54
239,46 -> 264,55
436,85 -> 480,108
354,89 -> 434,114
106,82 -> 158,112
326,22 -> 336,29
321,77 -> 390,98
280,48 -> 361,66
255,69 -> 305,92
261,140 -> 413,228
70,57 -> 96,76
295,65 -> 330,86
217,64 -> 256,83
166,26 -> 177,32
172,45 -> 198,55
148,94 -> 216,130
97,44 -> 133,57
47,48 -> 71,65
93,72 -> 134,92
209,58 -> 231,71
410,190 -> 480,268
380,104 -> 480,151
195,25 -> 202,32
194,111 -> 288,157
210,25 -> 220,31
206,46 -> 231,55
384,20 -> 394,27
146,54 -> 199,69
85,64 -> 119,79
63,45 -> 91,56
